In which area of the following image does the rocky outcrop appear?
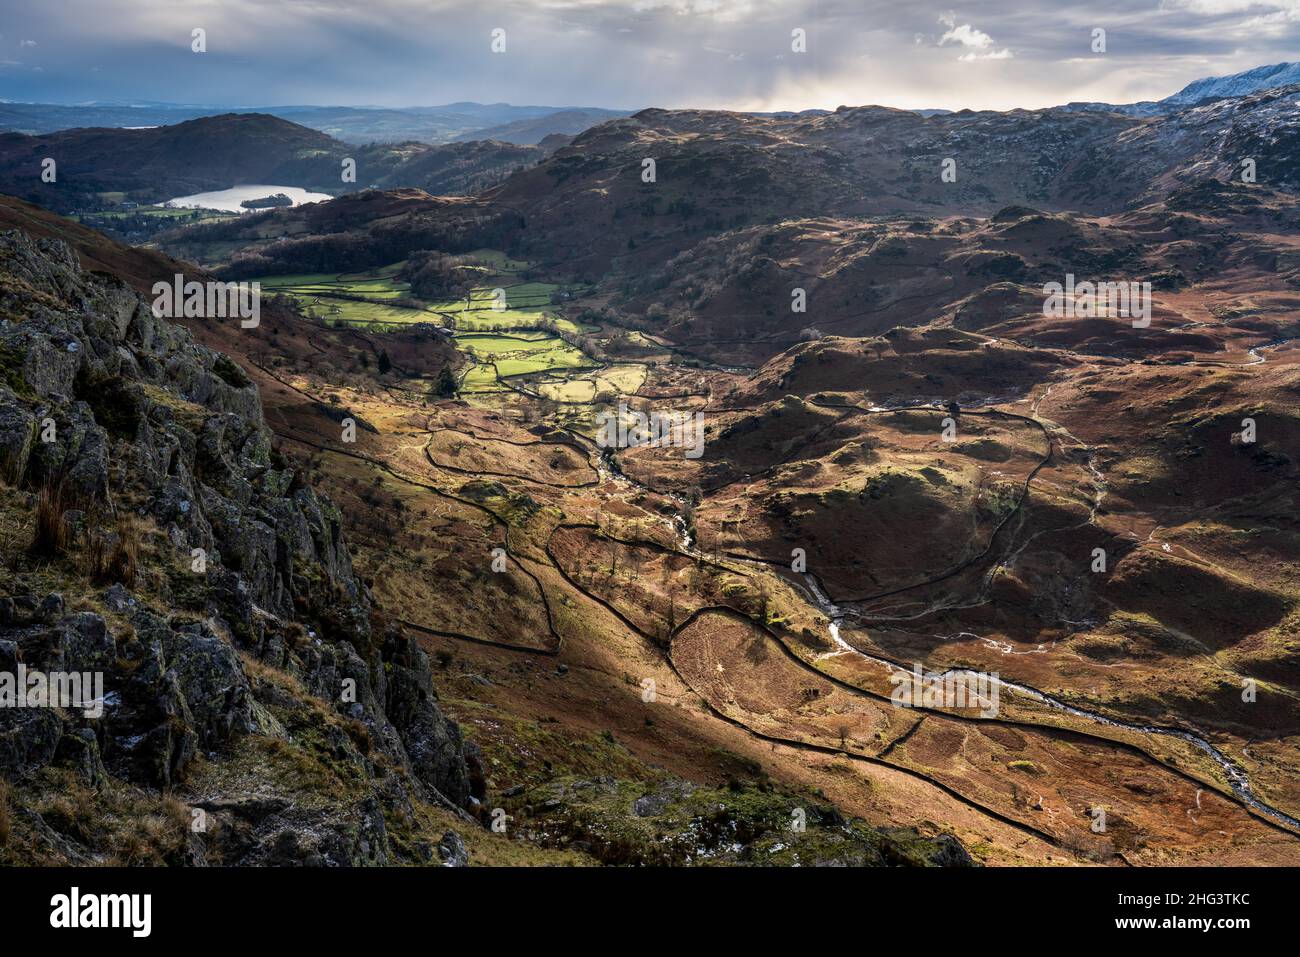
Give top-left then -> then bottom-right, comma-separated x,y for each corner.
0,229 -> 474,865
506,775 -> 978,867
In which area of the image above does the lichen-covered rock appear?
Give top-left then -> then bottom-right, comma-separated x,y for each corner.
0,323 -> 82,399
382,631 -> 470,807
923,833 -> 976,867
0,708 -> 62,773
24,401 -> 110,500
0,386 -> 35,481
140,669 -> 199,788
49,612 -> 117,674
0,229 -> 476,865
438,830 -> 469,867
155,617 -> 258,749
56,728 -> 108,788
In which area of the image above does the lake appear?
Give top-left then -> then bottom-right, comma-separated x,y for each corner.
165,185 -> 334,213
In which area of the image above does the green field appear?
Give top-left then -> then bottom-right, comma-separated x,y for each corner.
461,249 -> 530,274
220,250 -> 619,423
258,256 -> 586,332
459,362 -> 509,394
75,204 -> 238,226
258,262 -> 442,328
536,364 -> 647,403
456,332 -> 595,387
457,333 -> 555,351
260,253 -> 600,394
427,281 -> 584,335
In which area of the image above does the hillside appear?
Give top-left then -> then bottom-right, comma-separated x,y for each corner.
368,139 -> 552,194
0,227 -> 479,864
0,114 -> 345,211
0,218 -> 978,867
157,86 -> 1300,354
0,193 -> 196,292
0,114 -> 553,215
486,89 -> 1300,277
126,163 -> 1300,866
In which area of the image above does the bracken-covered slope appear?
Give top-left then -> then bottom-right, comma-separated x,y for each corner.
489,87 -> 1300,277
45,85 -> 1300,867
615,183 -> 1300,364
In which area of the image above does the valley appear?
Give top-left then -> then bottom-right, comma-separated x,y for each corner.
3,66 -> 1300,872
170,203 -> 1300,863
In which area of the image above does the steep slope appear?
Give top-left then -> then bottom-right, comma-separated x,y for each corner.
0,228 -> 480,864
0,193 -> 197,292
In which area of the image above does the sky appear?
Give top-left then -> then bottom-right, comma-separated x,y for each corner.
2,0 -> 1298,112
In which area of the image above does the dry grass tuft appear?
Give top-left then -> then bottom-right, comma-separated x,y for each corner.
85,515 -> 140,587
28,483 -> 71,558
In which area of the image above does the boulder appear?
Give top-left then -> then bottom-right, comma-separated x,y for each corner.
438,830 -> 469,867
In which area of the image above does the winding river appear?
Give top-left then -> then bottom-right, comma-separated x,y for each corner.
584,390 -> 1300,836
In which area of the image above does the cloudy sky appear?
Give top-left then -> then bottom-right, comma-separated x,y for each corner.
3,0 -> 1299,111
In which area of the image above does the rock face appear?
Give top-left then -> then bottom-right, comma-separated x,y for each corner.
0,229 -> 475,864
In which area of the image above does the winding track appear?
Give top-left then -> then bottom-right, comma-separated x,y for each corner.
520,391 -> 1300,839
250,353 -> 1300,849
544,518 -> 1300,841
547,395 -> 1300,839
250,357 -> 566,654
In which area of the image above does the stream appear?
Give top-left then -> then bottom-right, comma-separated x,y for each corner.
815,596 -> 1300,833
579,387 -> 1300,835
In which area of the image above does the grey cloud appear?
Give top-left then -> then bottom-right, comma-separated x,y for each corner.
3,0 -> 1299,111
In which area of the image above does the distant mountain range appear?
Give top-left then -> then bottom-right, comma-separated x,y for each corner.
151,78 -> 1300,300
1060,61 -> 1300,115
6,60 -> 1300,221
4,60 -> 1298,149
450,109 -> 633,146
0,101 -> 630,145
